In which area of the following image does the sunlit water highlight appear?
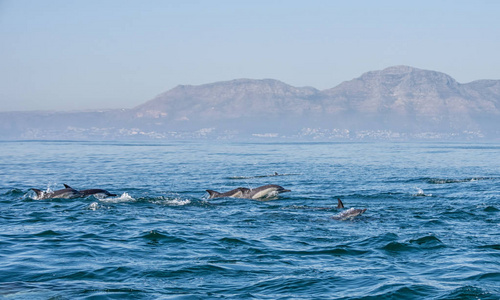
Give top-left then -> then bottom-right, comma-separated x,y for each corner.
0,141 -> 499,299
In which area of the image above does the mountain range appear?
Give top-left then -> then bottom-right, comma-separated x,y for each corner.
1,66 -> 499,140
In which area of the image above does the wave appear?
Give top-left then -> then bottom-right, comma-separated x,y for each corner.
96,193 -> 193,206
484,206 -> 499,212
218,237 -> 253,246
1,189 -> 24,197
478,244 -> 500,251
138,230 -> 188,244
425,177 -> 497,184
409,235 -> 445,248
368,284 -> 439,299
382,235 -> 446,252
440,285 -> 496,300
227,173 -> 301,180
278,247 -> 368,256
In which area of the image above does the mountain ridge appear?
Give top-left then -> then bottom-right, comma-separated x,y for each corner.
1,66 -> 499,140
131,65 -> 499,132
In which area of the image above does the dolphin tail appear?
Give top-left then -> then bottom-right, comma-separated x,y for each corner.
63,184 -> 72,189
337,198 -> 344,209
206,190 -> 221,199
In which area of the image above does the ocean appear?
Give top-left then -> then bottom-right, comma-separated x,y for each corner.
0,140 -> 499,299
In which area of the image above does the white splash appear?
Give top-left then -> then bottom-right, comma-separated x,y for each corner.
99,192 -> 135,203
413,187 -> 432,197
165,198 -> 191,206
152,197 -> 191,206
88,202 -> 100,211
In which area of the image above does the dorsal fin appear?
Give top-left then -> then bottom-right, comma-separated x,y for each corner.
206,190 -> 220,199
31,188 -> 43,196
63,184 -> 72,189
337,198 -> 344,209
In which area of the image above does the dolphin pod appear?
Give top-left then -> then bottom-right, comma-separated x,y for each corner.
30,182 -> 366,220
206,184 -> 291,200
31,184 -> 117,200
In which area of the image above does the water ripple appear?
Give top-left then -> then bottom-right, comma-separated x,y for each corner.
1,141 -> 499,299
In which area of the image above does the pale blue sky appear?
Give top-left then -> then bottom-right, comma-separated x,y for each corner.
1,0 -> 499,111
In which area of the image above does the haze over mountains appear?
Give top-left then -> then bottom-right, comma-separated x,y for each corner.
1,66 -> 499,140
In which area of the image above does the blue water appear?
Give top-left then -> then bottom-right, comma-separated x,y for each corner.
0,141 -> 499,299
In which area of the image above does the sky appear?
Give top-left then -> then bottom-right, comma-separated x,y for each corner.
1,0 -> 500,112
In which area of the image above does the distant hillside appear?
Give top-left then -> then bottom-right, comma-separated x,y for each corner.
134,79 -> 322,120
1,66 -> 499,140
132,65 -> 499,134
321,66 -> 500,132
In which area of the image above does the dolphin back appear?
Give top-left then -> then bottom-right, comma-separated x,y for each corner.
80,189 -> 117,197
333,208 -> 367,221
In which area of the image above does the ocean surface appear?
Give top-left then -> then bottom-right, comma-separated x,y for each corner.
0,140 -> 499,299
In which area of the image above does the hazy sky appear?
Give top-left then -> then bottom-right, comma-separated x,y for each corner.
1,0 -> 500,111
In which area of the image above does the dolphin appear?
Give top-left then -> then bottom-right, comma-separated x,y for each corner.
63,184 -> 117,198
207,184 -> 290,200
31,186 -> 81,200
332,199 -> 367,220
242,184 -> 291,199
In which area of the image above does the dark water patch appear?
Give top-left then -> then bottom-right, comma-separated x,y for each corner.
279,246 -> 368,256
80,288 -> 147,300
425,177 -> 498,184
465,272 -> 500,282
0,282 -> 32,296
2,188 -> 24,197
285,205 -> 341,211
365,284 -> 439,300
63,267 -> 140,283
440,208 -> 476,219
166,264 -> 230,278
138,230 -> 188,244
420,218 -> 447,227
346,192 -> 406,200
484,206 -> 499,212
382,241 -> 414,252
24,211 -> 58,223
437,285 -> 497,300
356,232 -> 399,248
33,229 -> 63,237
79,233 -> 102,239
409,235 -> 446,249
478,244 -> 500,251
243,247 -> 268,255
382,235 -> 446,253
218,237 -> 252,246
237,276 -> 334,297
